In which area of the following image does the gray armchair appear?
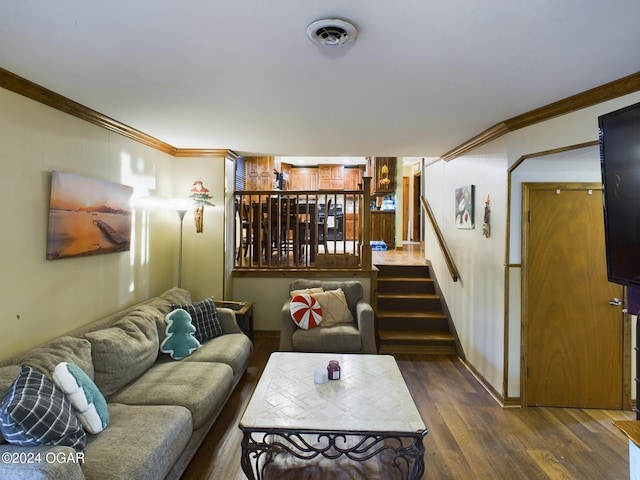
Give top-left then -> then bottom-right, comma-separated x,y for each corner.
280,279 -> 377,354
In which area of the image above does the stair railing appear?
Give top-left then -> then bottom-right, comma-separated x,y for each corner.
419,195 -> 460,282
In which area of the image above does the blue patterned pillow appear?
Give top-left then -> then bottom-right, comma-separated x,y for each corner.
53,362 -> 109,434
172,297 -> 223,343
0,366 -> 86,452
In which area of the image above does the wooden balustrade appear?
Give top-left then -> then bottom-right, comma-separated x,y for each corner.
233,181 -> 371,270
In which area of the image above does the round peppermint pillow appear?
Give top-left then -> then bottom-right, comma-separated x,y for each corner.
290,294 -> 323,329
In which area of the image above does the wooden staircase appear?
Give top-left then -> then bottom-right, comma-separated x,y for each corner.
375,264 -> 458,355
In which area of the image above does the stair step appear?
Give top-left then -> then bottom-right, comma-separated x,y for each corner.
378,330 -> 457,355
375,264 -> 430,278
379,331 -> 455,342
376,311 -> 447,319
377,292 -> 438,300
377,278 -> 436,294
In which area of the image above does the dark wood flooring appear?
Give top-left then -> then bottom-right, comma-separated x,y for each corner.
181,333 -> 634,479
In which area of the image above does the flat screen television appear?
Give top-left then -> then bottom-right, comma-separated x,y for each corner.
599,100 -> 640,287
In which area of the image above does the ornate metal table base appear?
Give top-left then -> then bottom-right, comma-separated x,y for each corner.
240,428 -> 427,479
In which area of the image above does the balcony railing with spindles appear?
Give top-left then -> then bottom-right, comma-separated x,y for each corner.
233,178 -> 372,270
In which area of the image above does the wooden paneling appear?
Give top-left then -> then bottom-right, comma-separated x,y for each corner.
368,157 -> 396,196
344,166 -> 364,190
318,165 -> 344,189
289,168 -> 319,191
344,212 -> 359,240
371,210 -> 395,249
244,156 -> 274,191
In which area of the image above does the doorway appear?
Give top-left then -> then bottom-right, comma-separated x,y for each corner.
522,182 -> 627,409
412,173 -> 421,242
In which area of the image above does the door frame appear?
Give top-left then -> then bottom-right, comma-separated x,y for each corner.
520,181 -> 631,408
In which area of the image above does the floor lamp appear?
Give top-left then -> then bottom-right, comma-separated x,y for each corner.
176,208 -> 187,288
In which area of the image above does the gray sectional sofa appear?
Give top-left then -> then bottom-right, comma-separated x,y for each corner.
0,287 -> 253,480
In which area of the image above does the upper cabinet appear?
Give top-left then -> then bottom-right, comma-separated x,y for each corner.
244,156 -> 275,190
289,167 -> 319,191
344,166 -> 364,190
241,158 -> 366,191
368,157 -> 396,196
318,165 -> 344,189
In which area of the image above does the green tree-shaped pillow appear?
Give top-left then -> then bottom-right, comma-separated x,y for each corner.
161,309 -> 201,360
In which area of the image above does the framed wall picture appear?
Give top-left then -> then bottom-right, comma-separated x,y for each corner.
46,171 -> 134,260
455,185 -> 475,229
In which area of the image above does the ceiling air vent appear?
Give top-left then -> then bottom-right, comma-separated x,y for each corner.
306,19 -> 357,46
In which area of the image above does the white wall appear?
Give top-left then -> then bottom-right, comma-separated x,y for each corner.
424,139 -> 509,394
0,88 -> 177,361
425,91 -> 640,399
169,156 -> 227,302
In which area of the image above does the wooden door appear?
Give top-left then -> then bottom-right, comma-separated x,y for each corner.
523,183 -> 625,408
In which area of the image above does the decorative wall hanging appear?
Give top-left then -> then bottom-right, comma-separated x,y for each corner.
455,185 -> 475,229
46,171 -> 133,260
189,180 -> 214,233
482,194 -> 491,238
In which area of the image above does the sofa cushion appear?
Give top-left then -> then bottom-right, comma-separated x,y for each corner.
53,362 -> 109,434
183,333 -> 253,377
84,307 -> 159,396
160,309 -> 201,360
292,324 -> 362,353
107,362 -> 233,429
290,294 -> 323,329
312,288 -> 354,327
172,297 -> 223,343
20,336 -> 94,381
82,403 -> 192,480
0,366 -> 86,453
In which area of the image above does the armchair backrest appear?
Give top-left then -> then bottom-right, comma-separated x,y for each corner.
289,279 -> 364,319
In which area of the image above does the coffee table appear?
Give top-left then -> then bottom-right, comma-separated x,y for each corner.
239,352 -> 427,479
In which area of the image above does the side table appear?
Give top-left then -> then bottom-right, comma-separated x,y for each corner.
217,301 -> 254,341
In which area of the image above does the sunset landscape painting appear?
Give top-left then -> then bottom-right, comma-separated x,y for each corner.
46,171 -> 134,260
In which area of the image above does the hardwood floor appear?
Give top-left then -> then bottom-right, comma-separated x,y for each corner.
372,242 -> 426,266
181,334 -> 634,480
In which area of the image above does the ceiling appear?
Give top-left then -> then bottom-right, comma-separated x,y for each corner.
1,1 -> 638,158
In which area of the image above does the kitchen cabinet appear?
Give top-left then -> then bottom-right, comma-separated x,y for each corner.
344,166 -> 365,190
244,156 -> 274,191
370,210 -> 395,249
368,157 -> 396,196
289,168 -> 319,191
319,165 -> 344,189
344,212 -> 360,240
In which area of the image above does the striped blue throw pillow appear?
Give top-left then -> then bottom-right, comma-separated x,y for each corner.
0,365 -> 86,452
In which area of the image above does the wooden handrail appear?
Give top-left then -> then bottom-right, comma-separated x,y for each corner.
420,195 -> 460,282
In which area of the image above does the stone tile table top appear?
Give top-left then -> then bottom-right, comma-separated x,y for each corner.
240,352 -> 426,434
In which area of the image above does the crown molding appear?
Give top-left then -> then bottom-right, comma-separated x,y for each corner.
0,68 -> 179,156
174,148 -> 237,159
441,71 -> 640,161
440,123 -> 510,162
2,66 -> 638,162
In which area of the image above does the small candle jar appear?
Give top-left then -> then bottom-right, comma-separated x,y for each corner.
327,360 -> 341,380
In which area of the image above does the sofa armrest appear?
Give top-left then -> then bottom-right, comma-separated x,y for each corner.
356,301 -> 377,354
279,301 -> 296,351
216,307 -> 243,335
0,445 -> 85,480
